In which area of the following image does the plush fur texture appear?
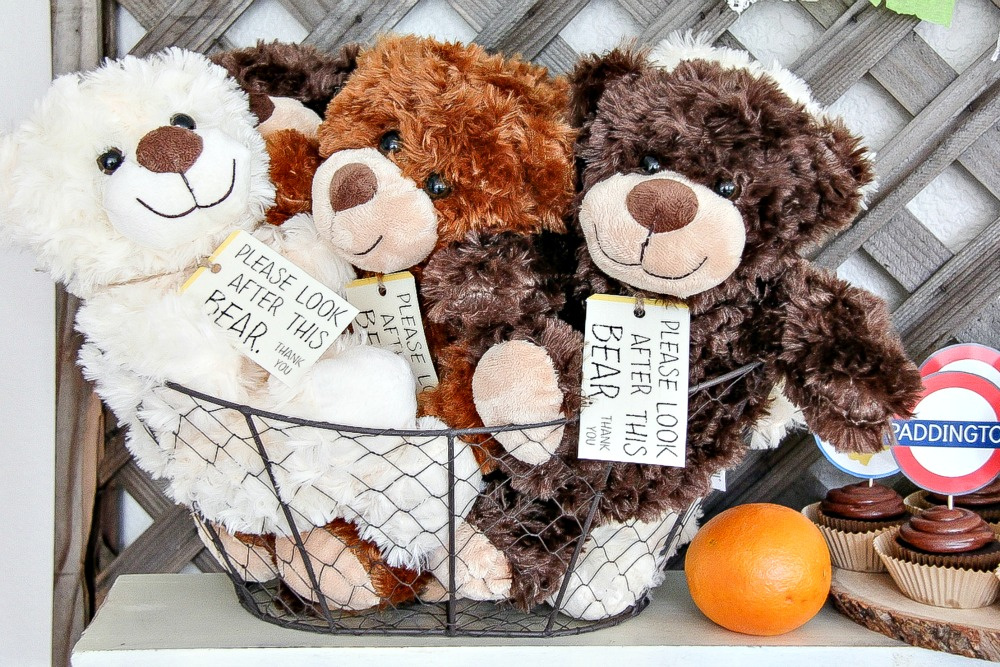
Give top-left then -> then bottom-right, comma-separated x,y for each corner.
0,50 -> 471,601
264,129 -> 322,226
211,40 -> 360,117
461,37 -> 923,615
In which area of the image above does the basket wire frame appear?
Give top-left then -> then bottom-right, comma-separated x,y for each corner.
164,363 -> 757,636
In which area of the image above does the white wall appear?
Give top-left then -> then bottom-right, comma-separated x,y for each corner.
0,2 -> 55,666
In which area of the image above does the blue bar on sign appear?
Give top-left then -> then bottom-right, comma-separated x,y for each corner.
891,419 -> 1000,448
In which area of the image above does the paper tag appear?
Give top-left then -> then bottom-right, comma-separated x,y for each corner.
182,230 -> 358,386
578,295 -> 690,467
710,470 -> 726,492
345,271 -> 438,391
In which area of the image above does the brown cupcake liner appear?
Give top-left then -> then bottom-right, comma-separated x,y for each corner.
802,503 -> 887,572
873,530 -> 1000,609
904,490 -> 1000,521
813,504 -> 907,533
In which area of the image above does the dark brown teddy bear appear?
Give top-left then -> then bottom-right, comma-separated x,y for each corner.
211,41 -> 360,226
461,38 -> 924,619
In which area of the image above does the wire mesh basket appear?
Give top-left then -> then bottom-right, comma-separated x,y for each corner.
146,364 -> 757,637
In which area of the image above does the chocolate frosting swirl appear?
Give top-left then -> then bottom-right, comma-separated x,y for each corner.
898,506 -> 996,554
820,482 -> 906,520
929,478 -> 1000,507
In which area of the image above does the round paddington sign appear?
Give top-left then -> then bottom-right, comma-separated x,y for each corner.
920,343 -> 1000,389
814,434 -> 899,479
891,370 -> 1000,495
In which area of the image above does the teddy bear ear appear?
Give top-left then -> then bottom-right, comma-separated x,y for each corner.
211,41 -> 360,119
799,115 -> 876,248
567,47 -> 648,128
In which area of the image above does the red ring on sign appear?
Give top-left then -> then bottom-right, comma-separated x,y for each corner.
920,343 -> 1000,378
892,371 -> 1000,496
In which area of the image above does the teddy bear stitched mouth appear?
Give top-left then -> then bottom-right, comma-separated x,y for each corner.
352,234 -> 384,256
594,228 -> 708,281
135,159 -> 237,219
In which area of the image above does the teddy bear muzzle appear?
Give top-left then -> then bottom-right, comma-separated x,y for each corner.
579,171 -> 746,299
312,147 -> 439,273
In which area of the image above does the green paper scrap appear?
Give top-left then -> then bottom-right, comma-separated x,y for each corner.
870,0 -> 955,27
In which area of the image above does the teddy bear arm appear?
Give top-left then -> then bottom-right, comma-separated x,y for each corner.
264,129 -> 322,227
775,265 -> 922,453
421,233 -> 569,335
470,318 -> 583,468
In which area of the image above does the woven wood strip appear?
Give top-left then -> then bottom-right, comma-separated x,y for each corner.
130,0 -> 255,55
958,134 -> 1000,200
534,35 -> 578,75
617,0 -> 671,25
115,460 -> 173,515
96,428 -> 131,488
873,46 -> 1000,195
958,300 -> 1000,350
815,85 -> 1000,269
278,0 -> 339,30
95,504 -> 205,593
51,0 -> 104,75
792,0 -> 918,105
869,32 -> 957,113
448,0 -> 503,31
892,214 -> 1000,359
473,0 -> 588,57
865,209 -> 952,293
303,0 -> 419,51
639,0 -> 733,44
116,0 -> 171,27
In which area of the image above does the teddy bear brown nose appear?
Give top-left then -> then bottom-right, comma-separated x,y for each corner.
626,178 -> 699,234
329,163 -> 378,212
135,125 -> 203,174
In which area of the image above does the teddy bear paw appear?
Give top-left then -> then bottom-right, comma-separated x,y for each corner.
274,524 -> 382,612
195,517 -> 278,583
473,340 -> 565,465
426,520 -> 512,601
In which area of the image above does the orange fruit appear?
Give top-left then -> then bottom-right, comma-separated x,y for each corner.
684,502 -> 831,636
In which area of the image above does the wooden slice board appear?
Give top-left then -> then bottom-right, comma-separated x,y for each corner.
830,568 -> 1000,661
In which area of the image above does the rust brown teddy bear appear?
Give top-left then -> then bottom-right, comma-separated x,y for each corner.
302,35 -> 581,606
461,36 -> 924,619
311,36 -> 577,460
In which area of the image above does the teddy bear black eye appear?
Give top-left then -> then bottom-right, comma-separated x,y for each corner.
379,130 -> 402,154
96,148 -> 124,175
424,172 -> 451,199
713,179 -> 741,200
640,155 -> 662,174
170,113 -> 196,130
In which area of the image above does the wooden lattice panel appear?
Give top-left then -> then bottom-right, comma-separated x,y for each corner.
50,0 -> 1000,661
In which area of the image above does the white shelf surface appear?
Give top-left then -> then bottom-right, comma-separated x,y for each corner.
72,573 -> 991,667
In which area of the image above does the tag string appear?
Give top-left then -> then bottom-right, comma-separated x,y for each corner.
377,273 -> 387,296
633,293 -> 646,319
198,259 -> 222,274
105,255 -> 214,289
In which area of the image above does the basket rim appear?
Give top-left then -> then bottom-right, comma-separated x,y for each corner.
164,360 -> 760,438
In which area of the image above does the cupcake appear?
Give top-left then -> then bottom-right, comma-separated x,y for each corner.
874,506 -> 1000,608
895,506 -> 1000,569
906,477 -> 1000,521
816,482 -> 908,532
803,482 -> 907,572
